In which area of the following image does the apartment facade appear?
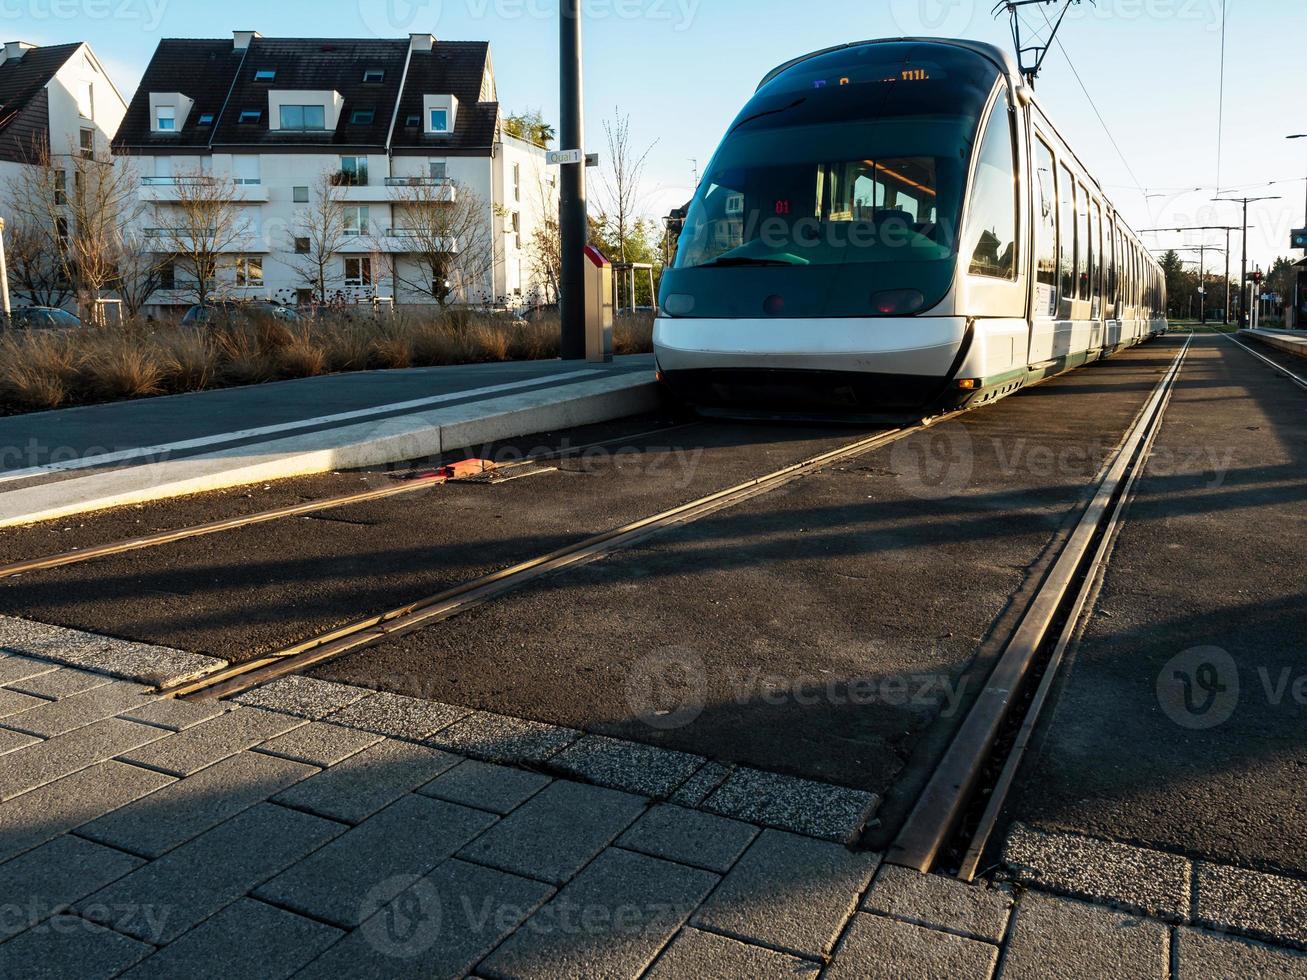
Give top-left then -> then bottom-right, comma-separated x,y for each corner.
113,32 -> 552,312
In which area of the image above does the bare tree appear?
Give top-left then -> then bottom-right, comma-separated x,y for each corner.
151,169 -> 251,306
386,179 -> 497,307
2,214 -> 70,308
113,230 -> 167,318
597,110 -> 657,264
287,172 -> 348,303
527,172 -> 561,305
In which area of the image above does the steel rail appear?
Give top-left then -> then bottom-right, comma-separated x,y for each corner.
166,416 -> 962,701
885,334 -> 1193,874
1220,331 -> 1307,391
0,423 -> 699,580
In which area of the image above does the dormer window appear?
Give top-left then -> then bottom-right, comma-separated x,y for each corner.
155,105 -> 176,131
238,109 -> 262,124
279,105 -> 325,131
254,69 -> 276,82
350,108 -> 375,125
423,94 -> 457,135
197,113 -> 214,126
429,109 -> 449,133
405,114 -> 420,127
362,69 -> 384,83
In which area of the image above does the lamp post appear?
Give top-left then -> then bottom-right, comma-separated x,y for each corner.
1210,197 -> 1280,327
558,0 -> 588,359
1288,135 -> 1306,324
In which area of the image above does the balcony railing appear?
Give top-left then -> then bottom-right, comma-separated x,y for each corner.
330,169 -> 369,187
143,227 -> 216,237
140,176 -> 215,186
383,176 -> 451,187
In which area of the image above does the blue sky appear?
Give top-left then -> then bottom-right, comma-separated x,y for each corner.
10,0 -> 1305,268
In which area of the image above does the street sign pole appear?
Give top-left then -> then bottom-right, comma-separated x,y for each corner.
559,0 -> 588,360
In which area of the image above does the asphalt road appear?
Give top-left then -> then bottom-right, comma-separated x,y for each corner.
1002,334 -> 1307,877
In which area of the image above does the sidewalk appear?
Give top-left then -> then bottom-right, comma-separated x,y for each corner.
0,616 -> 1302,978
0,356 -> 657,528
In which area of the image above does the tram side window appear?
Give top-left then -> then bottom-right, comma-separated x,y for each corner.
1034,138 -> 1058,291
1111,225 -> 1121,305
1076,182 -> 1091,300
1091,200 -> 1103,308
966,91 -> 1018,280
1058,163 -> 1075,301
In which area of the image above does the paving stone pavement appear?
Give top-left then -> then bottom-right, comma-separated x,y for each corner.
0,644 -> 1304,977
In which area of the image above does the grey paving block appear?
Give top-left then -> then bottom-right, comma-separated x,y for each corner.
0,835 -> 143,941
863,864 -> 1013,943
0,689 -> 47,721
0,680 -> 156,739
645,927 -> 820,978
1003,823 -> 1192,922
231,675 -> 371,720
617,803 -> 759,873
119,707 -> 306,777
299,858 -> 553,979
10,667 -> 111,699
1175,927 -> 1307,979
457,779 -> 647,884
1000,890 -> 1170,979
668,760 -> 733,807
255,721 -> 382,767
1194,861 -> 1307,949
323,690 -> 470,741
825,912 -> 999,979
273,738 -> 457,824
256,793 -> 496,928
0,760 -> 174,863
425,710 -> 580,764
119,898 -> 342,980
691,829 -> 879,958
76,802 -> 346,944
482,848 -> 719,979
119,698 -> 229,732
703,767 -> 879,844
0,717 -> 167,802
79,750 -> 317,858
548,734 -> 706,798
0,914 -> 153,979
0,728 -> 37,757
0,654 -> 59,686
418,758 -> 551,814
0,615 -> 222,687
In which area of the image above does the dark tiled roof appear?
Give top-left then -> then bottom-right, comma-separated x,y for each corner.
114,35 -> 500,155
113,40 -> 243,150
393,41 -> 498,153
212,37 -> 409,148
0,43 -> 80,155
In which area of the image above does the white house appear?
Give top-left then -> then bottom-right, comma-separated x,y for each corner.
113,31 -> 553,313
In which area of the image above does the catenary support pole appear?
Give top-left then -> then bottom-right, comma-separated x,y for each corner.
559,0 -> 588,359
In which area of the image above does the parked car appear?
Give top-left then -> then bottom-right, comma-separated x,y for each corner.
181,301 -> 301,328
3,306 -> 83,331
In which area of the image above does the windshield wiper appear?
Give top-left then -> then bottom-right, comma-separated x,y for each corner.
728,97 -> 806,135
697,256 -> 803,269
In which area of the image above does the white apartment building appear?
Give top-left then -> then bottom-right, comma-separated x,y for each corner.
113,31 -> 552,313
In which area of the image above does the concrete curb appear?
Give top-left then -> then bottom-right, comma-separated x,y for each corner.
1241,328 -> 1307,359
0,374 -> 658,528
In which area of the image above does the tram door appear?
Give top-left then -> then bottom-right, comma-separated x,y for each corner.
1029,135 -> 1060,366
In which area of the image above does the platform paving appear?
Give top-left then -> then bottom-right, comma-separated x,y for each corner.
0,649 -> 1299,976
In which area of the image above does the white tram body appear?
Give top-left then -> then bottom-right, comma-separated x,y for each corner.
654,38 -> 1167,420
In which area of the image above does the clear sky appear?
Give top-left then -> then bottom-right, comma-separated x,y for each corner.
10,0 -> 1306,269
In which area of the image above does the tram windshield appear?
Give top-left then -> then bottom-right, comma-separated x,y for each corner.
667,42 -> 1001,317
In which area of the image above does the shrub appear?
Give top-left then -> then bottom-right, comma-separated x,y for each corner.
276,326 -> 328,378
0,332 -> 77,410
154,330 -> 216,392
83,347 -> 165,401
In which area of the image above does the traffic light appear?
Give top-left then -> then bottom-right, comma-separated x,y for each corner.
1293,229 -> 1307,249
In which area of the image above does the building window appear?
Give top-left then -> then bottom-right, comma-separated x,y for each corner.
344,257 -> 372,286
292,185 -> 309,203
197,113 -> 214,126
294,237 -> 311,254
362,69 -> 384,83
238,109 -> 262,124
405,114 -> 420,127
295,288 -> 314,305
513,163 -> 521,202
350,108 -> 376,125
279,105 -> 325,131
78,81 -> 94,119
79,128 -> 94,159
74,171 -> 84,207
429,109 -> 449,133
235,256 -> 263,287
158,261 -> 175,291
55,216 -> 70,244
54,170 -> 66,205
232,155 -> 261,185
343,206 -> 369,237
339,156 -> 368,186
254,69 -> 276,82
511,211 -> 521,249
428,160 -> 447,180
155,106 -> 176,131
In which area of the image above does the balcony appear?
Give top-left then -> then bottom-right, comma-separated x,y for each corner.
336,229 -> 458,254
142,228 -> 270,253
138,176 -> 270,203
328,176 -> 456,204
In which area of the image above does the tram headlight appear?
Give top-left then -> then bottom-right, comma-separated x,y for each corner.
664,293 -> 696,316
871,289 -> 925,315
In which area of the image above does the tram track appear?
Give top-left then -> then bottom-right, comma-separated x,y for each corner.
884,333 -> 1193,877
